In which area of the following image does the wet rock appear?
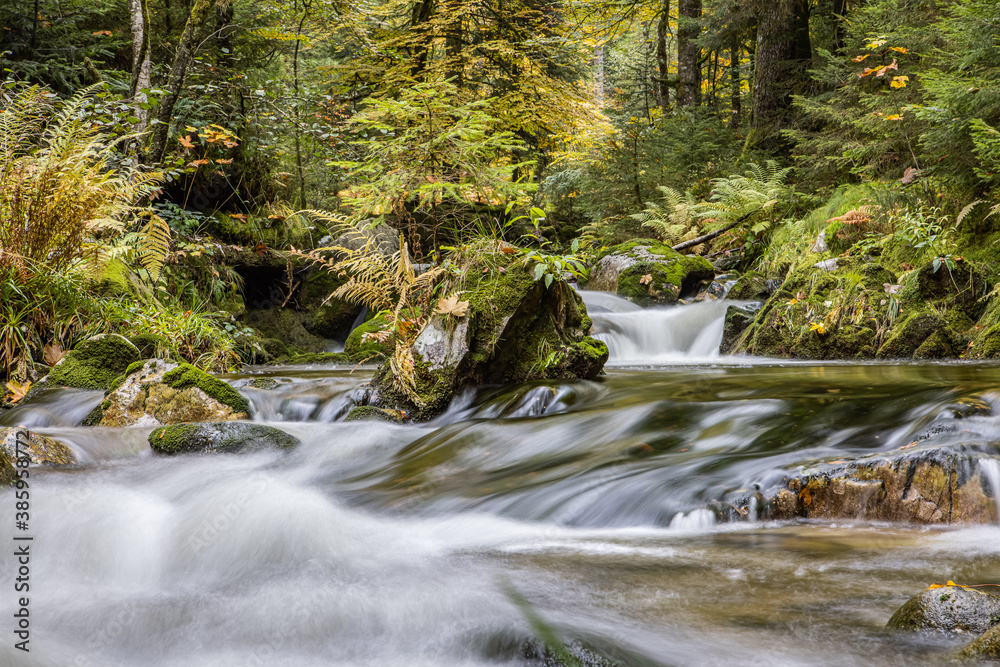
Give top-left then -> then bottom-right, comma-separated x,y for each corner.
344,406 -> 406,423
587,239 -> 714,307
956,622 -> 1000,660
98,359 -> 250,427
246,307 -> 338,354
726,271 -> 777,302
763,448 -> 994,524
45,334 -> 141,390
371,259 -> 607,421
0,427 -> 77,465
720,303 -> 761,355
886,585 -> 1000,634
149,421 -> 299,455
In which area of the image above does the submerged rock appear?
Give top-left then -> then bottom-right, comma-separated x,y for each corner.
956,622 -> 1000,660
344,406 -> 406,423
886,585 -> 1000,634
763,448 -> 994,524
371,259 -> 608,421
149,422 -> 299,455
587,239 -> 714,307
45,334 -> 141,390
0,427 -> 77,466
97,359 -> 250,427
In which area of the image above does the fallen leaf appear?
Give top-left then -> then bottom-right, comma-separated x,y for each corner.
435,294 -> 470,317
5,380 -> 31,403
639,273 -> 653,285
43,342 -> 66,366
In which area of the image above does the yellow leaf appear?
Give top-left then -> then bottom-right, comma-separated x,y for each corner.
810,322 -> 827,335
852,54 -> 870,63
889,47 -> 909,54
885,114 -> 902,121
435,294 -> 470,318
5,380 -> 31,403
890,75 -> 909,89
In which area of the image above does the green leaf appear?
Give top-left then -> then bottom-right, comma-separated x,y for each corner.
534,263 -> 546,281
544,272 -> 554,288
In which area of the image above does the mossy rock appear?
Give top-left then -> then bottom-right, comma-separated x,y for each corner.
298,269 -> 363,340
344,406 -> 406,423
373,259 -> 607,421
588,239 -> 714,303
128,333 -> 167,358
46,334 -> 141,390
886,585 -> 1000,634
720,304 -> 760,354
283,351 -> 352,365
160,363 -> 252,416
956,622 -> 1000,660
345,315 -> 393,362
726,272 -> 775,301
0,449 -> 16,486
149,422 -> 299,455
877,313 -> 957,359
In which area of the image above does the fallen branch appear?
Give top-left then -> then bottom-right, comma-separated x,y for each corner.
671,210 -> 754,252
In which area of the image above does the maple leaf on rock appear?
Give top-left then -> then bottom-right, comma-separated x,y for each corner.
435,294 -> 470,317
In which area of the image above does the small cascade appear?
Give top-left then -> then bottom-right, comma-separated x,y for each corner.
0,387 -> 103,427
578,290 -> 733,362
979,458 -> 1000,526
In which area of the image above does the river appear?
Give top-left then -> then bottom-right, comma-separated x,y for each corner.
1,294 -> 999,666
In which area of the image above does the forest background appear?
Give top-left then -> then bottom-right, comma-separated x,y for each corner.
2,0 -> 1000,386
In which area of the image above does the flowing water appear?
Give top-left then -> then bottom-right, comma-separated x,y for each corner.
3,299 -> 1000,666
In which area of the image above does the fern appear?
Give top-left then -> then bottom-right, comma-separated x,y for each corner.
699,161 -> 792,227
630,186 -> 702,243
137,214 -> 171,280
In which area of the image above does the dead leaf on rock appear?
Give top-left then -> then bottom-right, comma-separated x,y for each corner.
435,294 -> 470,317
43,342 -> 66,366
5,380 -> 31,403
639,273 -> 653,285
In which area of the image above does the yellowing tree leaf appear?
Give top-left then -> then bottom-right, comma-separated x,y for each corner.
5,380 -> 31,403
890,76 -> 909,88
852,54 -> 870,63
435,294 -> 470,317
43,342 -> 66,366
889,47 -> 909,54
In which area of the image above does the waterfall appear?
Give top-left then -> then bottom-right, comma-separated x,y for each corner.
980,458 -> 1000,526
578,291 -> 733,363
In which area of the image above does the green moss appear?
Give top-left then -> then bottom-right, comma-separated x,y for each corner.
727,271 -> 773,301
160,363 -> 251,415
150,422 -> 298,454
877,313 -> 948,359
284,351 -> 352,365
344,315 -> 393,362
344,406 -> 405,423
46,334 -> 141,390
128,333 -> 166,358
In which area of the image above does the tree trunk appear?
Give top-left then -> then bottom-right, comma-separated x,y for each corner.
130,0 -> 152,134
677,0 -> 701,107
147,0 -> 216,164
410,0 -> 435,80
832,0 -> 849,52
729,34 -> 741,125
746,0 -> 809,153
445,0 -> 464,83
655,0 -> 671,113
594,43 -> 605,106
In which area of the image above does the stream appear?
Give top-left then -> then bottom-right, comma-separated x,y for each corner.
2,293 -> 1000,666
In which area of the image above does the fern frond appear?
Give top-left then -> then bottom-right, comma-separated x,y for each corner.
137,213 -> 171,280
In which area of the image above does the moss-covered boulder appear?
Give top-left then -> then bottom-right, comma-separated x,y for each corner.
0,427 -> 77,465
298,268 -> 363,340
735,258 -> 899,359
344,315 -> 393,362
149,421 -> 299,455
45,334 -> 141,390
886,585 -> 1000,634
588,239 -> 715,307
371,260 -> 608,421
763,448 -> 994,524
726,271 -> 777,301
0,449 -> 15,486
246,307 -> 338,354
97,359 -> 250,427
956,621 -> 1000,660
876,313 -> 960,359
719,304 -> 760,355
344,406 -> 406,423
